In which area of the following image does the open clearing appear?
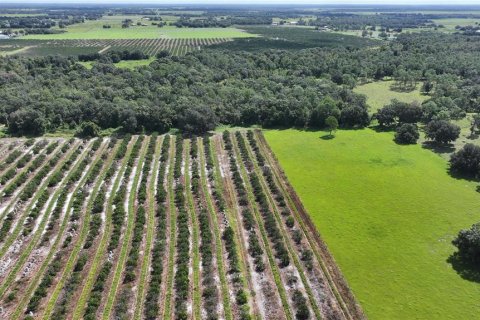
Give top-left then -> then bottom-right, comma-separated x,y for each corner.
265,128 -> 480,320
354,80 -> 428,113
0,133 -> 361,320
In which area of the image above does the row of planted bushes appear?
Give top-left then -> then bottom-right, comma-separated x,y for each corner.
173,135 -> 191,320
26,140 -> 103,316
245,131 -> 311,319
114,134 -> 151,318
0,140 -> 63,243
144,135 -> 170,320
204,135 -> 251,319
222,132 -> 266,274
191,138 -> 219,318
1,139 -> 53,185
235,132 -> 290,268
83,135 -> 137,320
124,134 -> 155,284
51,138 -> 114,319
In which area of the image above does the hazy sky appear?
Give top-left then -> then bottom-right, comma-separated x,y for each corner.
1,0 -> 480,4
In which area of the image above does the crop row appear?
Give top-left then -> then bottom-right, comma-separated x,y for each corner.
0,134 -> 356,320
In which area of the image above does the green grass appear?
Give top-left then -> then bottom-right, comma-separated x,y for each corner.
354,80 -> 428,113
264,128 -> 480,320
113,58 -> 155,69
21,15 -> 254,40
433,18 -> 480,32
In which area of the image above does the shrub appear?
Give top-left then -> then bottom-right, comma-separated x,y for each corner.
452,223 -> 480,263
425,120 -> 460,144
76,121 -> 101,138
394,123 -> 419,144
450,144 -> 480,177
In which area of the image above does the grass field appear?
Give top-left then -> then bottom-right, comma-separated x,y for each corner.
433,18 -> 480,31
21,15 -> 255,40
265,128 -> 480,320
354,80 -> 428,113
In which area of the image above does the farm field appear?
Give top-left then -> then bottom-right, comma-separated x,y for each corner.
0,132 -> 362,320
0,38 -> 232,57
433,18 -> 480,32
354,80 -> 428,113
264,128 -> 480,320
20,15 -> 255,40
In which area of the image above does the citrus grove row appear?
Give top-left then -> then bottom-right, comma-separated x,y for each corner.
0,131 -> 363,320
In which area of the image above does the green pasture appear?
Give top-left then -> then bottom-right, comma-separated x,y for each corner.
354,80 -> 428,113
21,15 -> 255,40
433,18 -> 480,31
265,128 -> 480,320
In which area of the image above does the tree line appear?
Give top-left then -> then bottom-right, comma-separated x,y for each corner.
0,31 -> 479,136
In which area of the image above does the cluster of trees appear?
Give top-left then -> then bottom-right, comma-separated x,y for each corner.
0,30 -> 479,136
0,48 -> 372,136
78,50 -> 149,63
172,16 -> 271,28
0,16 -> 56,29
450,144 -> 480,178
310,13 -> 433,31
376,99 -> 462,145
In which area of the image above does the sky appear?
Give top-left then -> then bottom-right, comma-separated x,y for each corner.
1,0 -> 480,5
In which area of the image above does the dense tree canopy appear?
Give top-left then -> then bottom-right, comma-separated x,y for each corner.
0,31 -> 479,136
394,123 -> 419,145
424,120 -> 461,144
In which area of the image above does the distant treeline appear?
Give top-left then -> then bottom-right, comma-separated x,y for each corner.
172,16 -> 272,28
